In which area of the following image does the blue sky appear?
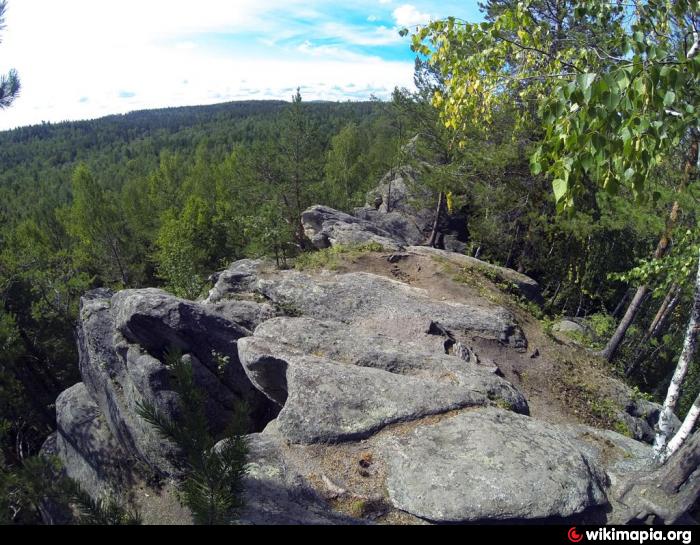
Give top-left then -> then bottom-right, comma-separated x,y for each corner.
0,1 -> 483,130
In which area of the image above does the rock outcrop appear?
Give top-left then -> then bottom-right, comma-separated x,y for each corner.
43,184 -> 692,524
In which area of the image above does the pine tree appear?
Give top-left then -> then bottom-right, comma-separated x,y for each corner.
136,348 -> 248,525
0,1 -> 19,110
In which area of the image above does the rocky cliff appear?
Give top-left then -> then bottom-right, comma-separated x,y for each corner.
41,171 -> 697,524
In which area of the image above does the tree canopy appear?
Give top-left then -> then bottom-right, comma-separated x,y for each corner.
412,0 -> 700,210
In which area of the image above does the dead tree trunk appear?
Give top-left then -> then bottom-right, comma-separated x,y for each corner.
649,285 -> 681,338
612,288 -> 631,318
625,285 -> 682,378
599,285 -> 650,361
426,192 -> 446,248
601,137 -> 698,362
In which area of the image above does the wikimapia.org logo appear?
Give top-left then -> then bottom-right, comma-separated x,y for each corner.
567,527 -> 693,544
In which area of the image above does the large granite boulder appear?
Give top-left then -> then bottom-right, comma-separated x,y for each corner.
77,289 -> 180,472
378,408 -> 609,522
112,288 -> 276,430
301,205 -> 405,251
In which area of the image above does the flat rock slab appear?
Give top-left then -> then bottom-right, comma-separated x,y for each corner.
255,270 -> 527,350
378,407 -> 609,522
252,316 -> 510,381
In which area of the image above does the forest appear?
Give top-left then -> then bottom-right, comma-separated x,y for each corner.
1,0 -> 699,525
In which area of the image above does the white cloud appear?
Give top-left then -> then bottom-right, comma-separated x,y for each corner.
0,0 -> 423,129
393,4 -> 432,27
318,22 -> 401,46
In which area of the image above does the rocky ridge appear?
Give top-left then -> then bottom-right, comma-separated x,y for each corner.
41,170 -> 695,524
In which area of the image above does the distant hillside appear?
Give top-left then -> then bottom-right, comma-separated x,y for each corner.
0,99 -> 384,216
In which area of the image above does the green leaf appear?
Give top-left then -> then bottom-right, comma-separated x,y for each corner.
577,73 -> 597,92
552,178 -> 568,203
663,90 -> 676,107
615,70 -> 630,91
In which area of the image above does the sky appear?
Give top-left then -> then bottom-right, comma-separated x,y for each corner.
0,0 -> 483,130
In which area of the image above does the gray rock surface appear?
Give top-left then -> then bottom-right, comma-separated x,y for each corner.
239,335 -> 527,443
379,407 -> 609,522
207,299 -> 277,331
616,395 -> 680,444
365,166 -> 429,217
55,383 -> 134,501
255,270 -> 528,350
204,259 -> 266,304
552,319 -> 589,335
234,433 -> 362,524
352,207 -> 424,247
301,205 -> 404,250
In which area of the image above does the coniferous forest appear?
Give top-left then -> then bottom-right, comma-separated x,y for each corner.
1,0 -> 700,526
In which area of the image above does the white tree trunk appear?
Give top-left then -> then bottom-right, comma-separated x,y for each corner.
662,392 -> 700,463
653,248 -> 700,462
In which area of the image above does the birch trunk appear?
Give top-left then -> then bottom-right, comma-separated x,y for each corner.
662,392 -> 700,463
653,248 -> 700,462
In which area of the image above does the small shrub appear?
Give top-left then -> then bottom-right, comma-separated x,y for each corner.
589,312 -> 616,339
613,421 -> 633,438
68,480 -> 142,525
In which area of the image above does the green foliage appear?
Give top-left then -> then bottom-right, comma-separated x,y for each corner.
614,228 -> 700,298
323,122 -> 373,210
588,312 -> 616,339
0,1 -> 19,111
0,454 -> 64,524
136,348 -> 248,525
0,451 -> 140,525
63,163 -> 133,286
244,202 -> 295,268
412,0 -> 700,210
154,194 -> 242,299
294,242 -> 385,271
